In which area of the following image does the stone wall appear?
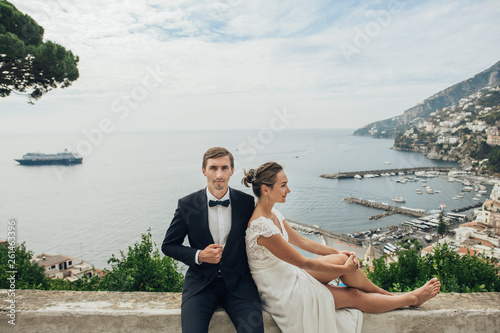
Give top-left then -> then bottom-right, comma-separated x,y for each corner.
1,290 -> 499,332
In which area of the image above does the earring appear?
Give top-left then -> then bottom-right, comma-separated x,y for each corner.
266,196 -> 268,204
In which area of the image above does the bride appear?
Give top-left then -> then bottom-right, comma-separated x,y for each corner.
243,162 -> 440,333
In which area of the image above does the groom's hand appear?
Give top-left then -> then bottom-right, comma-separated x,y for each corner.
199,244 -> 223,264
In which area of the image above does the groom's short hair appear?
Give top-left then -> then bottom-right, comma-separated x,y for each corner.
202,147 -> 234,169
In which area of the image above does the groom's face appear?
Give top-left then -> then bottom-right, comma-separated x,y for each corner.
202,156 -> 234,198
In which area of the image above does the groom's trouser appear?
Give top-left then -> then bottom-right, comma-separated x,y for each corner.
181,276 -> 264,333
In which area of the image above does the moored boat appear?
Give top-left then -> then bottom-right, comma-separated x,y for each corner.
392,197 -> 406,203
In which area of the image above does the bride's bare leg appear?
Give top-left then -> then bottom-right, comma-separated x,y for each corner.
327,278 -> 440,313
306,254 -> 391,295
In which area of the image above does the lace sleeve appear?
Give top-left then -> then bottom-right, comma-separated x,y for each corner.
249,217 -> 280,238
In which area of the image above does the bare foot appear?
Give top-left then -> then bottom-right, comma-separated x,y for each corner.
410,278 -> 441,307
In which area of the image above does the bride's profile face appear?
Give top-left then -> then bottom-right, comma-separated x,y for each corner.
268,170 -> 290,203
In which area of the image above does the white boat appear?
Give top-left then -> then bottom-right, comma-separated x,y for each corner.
415,171 -> 438,178
384,161 -> 391,165
392,197 -> 406,203
354,174 -> 362,179
416,189 -> 422,194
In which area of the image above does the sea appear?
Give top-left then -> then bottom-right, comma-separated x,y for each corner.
0,129 -> 487,269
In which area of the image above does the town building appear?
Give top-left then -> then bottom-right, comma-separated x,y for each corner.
364,243 -> 376,270
481,199 -> 500,236
32,252 -> 102,282
487,134 -> 500,146
479,184 -> 500,236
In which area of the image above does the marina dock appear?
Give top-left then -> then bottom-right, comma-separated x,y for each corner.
343,197 -> 428,218
321,166 -> 457,179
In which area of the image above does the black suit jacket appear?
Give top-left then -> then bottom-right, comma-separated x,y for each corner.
162,187 -> 260,305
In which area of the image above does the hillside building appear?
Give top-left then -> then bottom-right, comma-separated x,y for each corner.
487,134 -> 500,146
32,252 -> 102,282
477,184 -> 500,236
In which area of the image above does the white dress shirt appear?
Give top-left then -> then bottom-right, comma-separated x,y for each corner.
195,188 -> 232,264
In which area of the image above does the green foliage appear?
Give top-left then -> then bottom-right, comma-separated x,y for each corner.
397,239 -> 422,251
0,229 -> 184,292
483,110 -> 500,125
99,229 -> 184,292
488,149 -> 500,173
471,141 -> 500,173
0,242 -> 51,290
393,132 -> 416,150
366,243 -> 500,293
480,90 -> 500,108
0,0 -> 79,103
437,211 -> 447,236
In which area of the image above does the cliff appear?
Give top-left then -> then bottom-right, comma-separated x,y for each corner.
354,60 -> 500,138
391,85 -> 500,170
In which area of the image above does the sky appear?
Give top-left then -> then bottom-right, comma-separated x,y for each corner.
2,0 -> 500,133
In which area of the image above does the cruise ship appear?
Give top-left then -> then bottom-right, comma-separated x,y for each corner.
15,149 -> 83,165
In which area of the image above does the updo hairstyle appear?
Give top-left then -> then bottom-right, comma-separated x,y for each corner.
241,162 -> 283,198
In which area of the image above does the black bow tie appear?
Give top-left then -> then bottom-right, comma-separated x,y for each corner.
209,199 -> 230,207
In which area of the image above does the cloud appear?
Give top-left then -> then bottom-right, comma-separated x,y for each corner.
3,0 -> 500,133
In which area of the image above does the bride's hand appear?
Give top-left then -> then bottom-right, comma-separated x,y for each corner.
343,255 -> 358,273
340,251 -> 360,269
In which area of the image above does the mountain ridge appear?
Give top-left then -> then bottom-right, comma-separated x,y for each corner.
354,60 -> 500,138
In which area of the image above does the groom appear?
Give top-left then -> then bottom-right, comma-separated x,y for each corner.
162,147 -> 264,333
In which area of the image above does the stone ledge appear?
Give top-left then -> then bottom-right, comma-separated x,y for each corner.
1,290 -> 499,332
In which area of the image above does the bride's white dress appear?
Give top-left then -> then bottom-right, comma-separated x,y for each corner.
246,209 -> 363,333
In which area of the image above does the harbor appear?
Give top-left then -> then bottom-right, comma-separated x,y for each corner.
320,166 -> 457,179
343,197 -> 428,218
290,197 -> 478,260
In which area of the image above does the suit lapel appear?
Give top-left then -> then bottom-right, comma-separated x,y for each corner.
226,188 -> 241,248
196,188 -> 214,244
